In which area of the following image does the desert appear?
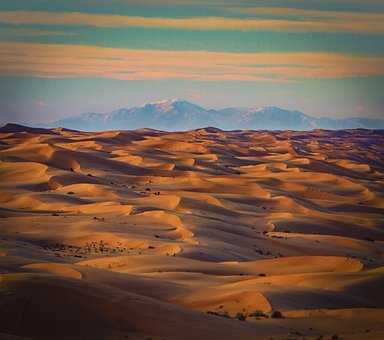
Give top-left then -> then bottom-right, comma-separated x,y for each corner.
0,124 -> 383,339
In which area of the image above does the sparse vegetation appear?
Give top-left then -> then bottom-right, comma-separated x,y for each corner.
206,311 -> 231,319
249,310 -> 268,318
93,216 -> 105,222
41,240 -> 131,258
235,312 -> 247,321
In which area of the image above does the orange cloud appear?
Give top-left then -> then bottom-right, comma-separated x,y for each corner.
0,10 -> 383,33
0,42 -> 383,82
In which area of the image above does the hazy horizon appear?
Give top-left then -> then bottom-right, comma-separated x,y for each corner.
3,98 -> 383,132
1,97 -> 384,128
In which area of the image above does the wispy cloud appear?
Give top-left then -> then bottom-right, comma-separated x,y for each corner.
229,6 -> 384,19
0,42 -> 383,82
1,27 -> 79,37
0,10 -> 383,33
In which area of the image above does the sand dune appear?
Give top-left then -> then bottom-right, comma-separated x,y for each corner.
0,124 -> 384,339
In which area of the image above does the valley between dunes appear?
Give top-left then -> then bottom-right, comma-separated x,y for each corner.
0,124 -> 384,340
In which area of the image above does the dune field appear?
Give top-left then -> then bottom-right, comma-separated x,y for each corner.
0,123 -> 383,340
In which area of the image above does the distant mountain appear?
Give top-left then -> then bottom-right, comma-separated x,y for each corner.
213,106 -> 317,130
52,99 -> 215,131
46,99 -> 384,131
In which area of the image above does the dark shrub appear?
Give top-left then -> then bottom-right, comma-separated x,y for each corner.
249,310 -> 268,318
270,310 -> 283,318
235,312 -> 247,321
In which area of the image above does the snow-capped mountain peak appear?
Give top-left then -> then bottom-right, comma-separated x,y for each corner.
47,99 -> 384,131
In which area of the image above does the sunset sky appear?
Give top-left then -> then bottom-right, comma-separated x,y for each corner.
0,0 -> 383,124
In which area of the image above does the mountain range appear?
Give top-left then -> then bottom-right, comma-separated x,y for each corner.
44,99 -> 384,131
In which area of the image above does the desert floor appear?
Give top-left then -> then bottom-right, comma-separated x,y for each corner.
0,124 -> 384,340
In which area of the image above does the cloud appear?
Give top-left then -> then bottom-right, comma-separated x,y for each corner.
1,27 -> 79,37
0,10 -> 383,33
229,6 -> 384,20
0,42 -> 383,82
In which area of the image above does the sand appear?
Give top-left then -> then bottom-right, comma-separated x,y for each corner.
0,124 -> 384,339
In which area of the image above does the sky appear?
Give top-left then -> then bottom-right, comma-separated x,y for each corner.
0,0 -> 383,125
